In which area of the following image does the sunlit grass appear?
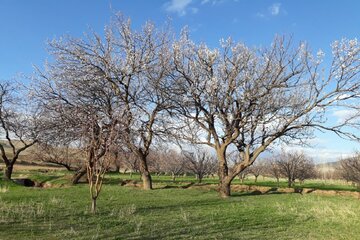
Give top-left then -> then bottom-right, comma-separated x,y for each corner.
0,171 -> 359,239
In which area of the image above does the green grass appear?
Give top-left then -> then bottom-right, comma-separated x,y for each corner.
0,171 -> 360,239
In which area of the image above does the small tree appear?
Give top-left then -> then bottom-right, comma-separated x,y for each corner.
238,168 -> 250,183
339,153 -> 360,188
266,158 -> 282,186
248,162 -> 266,183
0,82 -> 39,180
34,45 -> 123,213
183,149 -> 217,183
162,150 -> 185,182
276,151 -> 315,187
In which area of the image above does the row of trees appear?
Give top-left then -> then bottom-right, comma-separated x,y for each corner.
339,153 -> 360,188
2,13 -> 360,212
244,152 -> 316,187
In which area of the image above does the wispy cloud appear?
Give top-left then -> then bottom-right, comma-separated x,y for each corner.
269,3 -> 281,16
256,2 -> 284,19
201,0 -> 225,6
276,142 -> 352,163
333,108 -> 359,124
164,0 -> 195,16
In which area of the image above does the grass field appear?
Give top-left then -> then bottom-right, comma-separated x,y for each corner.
0,170 -> 360,239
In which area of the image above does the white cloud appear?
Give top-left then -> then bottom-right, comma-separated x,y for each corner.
269,3 -> 281,16
164,0 -> 193,16
276,143 -> 352,163
200,0 -> 225,5
333,109 -> 359,123
256,2 -> 284,19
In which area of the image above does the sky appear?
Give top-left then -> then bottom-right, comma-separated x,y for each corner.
1,0 -> 360,162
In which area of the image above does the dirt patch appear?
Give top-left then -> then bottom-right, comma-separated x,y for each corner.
188,184 -> 360,198
187,183 -> 217,191
120,179 -> 142,188
311,189 -> 360,198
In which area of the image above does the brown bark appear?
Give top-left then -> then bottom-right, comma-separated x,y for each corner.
3,164 -> 13,180
217,147 -> 232,198
139,154 -> 152,190
216,147 -> 234,198
72,167 -> 86,184
219,179 -> 231,198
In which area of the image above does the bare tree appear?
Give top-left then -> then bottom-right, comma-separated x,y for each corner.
339,153 -> 360,187
238,168 -> 250,183
86,120 -> 118,213
33,142 -> 83,171
169,33 -> 360,197
248,161 -> 266,183
40,15 -> 175,190
183,148 -> 217,183
148,149 -> 166,177
275,151 -> 315,187
162,149 -> 185,182
265,158 -> 282,186
121,151 -> 140,178
34,39 -> 123,213
0,82 -> 39,180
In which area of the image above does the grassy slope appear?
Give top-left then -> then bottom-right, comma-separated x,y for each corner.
0,172 -> 360,239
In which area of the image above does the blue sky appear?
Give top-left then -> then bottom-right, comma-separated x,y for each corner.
1,0 -> 360,162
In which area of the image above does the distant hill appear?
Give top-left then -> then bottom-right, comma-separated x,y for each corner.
316,161 -> 341,169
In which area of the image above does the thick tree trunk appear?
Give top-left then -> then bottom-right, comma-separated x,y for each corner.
219,179 -> 231,198
217,147 -> 232,198
3,164 -> 13,180
276,178 -> 280,187
254,176 -> 258,183
72,167 -> 86,184
139,154 -> 152,190
172,173 -> 176,182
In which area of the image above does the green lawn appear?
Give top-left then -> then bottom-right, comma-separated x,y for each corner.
0,171 -> 360,239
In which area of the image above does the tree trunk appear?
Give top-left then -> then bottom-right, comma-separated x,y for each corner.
198,174 -> 202,183
172,173 -> 176,182
3,164 -> 13,180
139,154 -> 152,190
254,176 -> 258,183
217,147 -> 232,198
288,177 -> 292,187
72,168 -> 86,184
142,171 -> 152,190
91,198 -> 97,214
276,177 -> 280,187
219,179 -> 231,198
